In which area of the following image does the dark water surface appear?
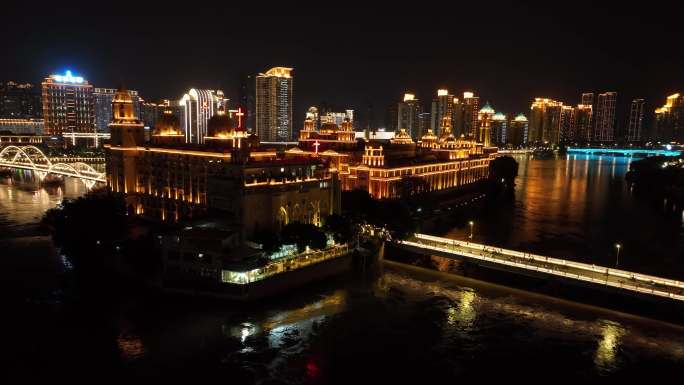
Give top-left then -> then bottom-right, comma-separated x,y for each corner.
2,156 -> 684,383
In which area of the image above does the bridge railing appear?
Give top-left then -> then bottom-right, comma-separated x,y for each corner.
401,234 -> 684,301
400,239 -> 684,301
413,233 -> 684,289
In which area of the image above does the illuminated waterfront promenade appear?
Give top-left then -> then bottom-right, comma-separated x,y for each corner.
399,233 -> 684,302
567,147 -> 682,157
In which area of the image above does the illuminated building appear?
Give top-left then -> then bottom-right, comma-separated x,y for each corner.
346,135 -> 490,199
653,93 -> 684,142
94,88 -> 140,132
431,89 -> 454,137
179,88 -> 227,144
560,105 -> 575,144
297,111 -> 494,199
106,87 -> 340,239
306,106 -> 320,130
573,104 -> 593,143
418,112 -> 431,137
594,91 -> 617,142
0,118 -> 44,135
299,115 -> 356,151
491,112 -> 507,146
321,110 -> 353,126
477,103 -> 495,147
581,92 -> 594,107
627,98 -> 645,142
385,103 -> 398,131
529,98 -> 563,146
462,92 -> 480,138
398,93 -> 421,140
41,70 -> 95,138
451,92 -> 481,139
507,113 -> 528,147
239,73 -> 255,132
256,67 -> 293,142
140,99 -> 182,131
0,81 -> 42,119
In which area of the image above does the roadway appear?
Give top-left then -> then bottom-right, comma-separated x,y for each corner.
398,233 -> 684,302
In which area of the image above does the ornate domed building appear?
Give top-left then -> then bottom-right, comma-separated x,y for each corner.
419,128 -> 439,148
204,106 -> 250,149
298,116 -> 356,152
151,109 -> 184,145
390,128 -> 414,144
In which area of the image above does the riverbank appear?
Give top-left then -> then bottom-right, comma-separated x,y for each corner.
0,235 -> 65,301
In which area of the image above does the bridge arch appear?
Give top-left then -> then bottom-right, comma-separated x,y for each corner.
0,145 -> 105,184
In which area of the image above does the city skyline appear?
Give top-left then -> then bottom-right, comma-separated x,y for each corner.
1,4 -> 682,130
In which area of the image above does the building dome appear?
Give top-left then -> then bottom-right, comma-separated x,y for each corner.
513,113 -> 528,122
207,107 -> 234,137
479,103 -> 495,114
153,111 -> 181,136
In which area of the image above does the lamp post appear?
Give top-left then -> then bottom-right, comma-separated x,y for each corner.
468,221 -> 474,240
614,243 -> 621,268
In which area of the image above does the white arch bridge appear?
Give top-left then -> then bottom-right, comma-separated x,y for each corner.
0,145 -> 105,188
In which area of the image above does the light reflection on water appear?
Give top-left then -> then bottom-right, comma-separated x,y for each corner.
199,268 -> 684,382
594,320 -> 625,372
4,156 -> 684,381
446,154 -> 684,278
0,171 -> 90,233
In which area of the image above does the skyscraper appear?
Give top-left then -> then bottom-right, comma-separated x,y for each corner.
0,81 -> 42,119
581,92 -> 594,107
256,67 -> 293,142
94,88 -> 140,132
239,73 -> 255,133
462,92 -> 480,138
627,98 -> 645,143
491,112 -> 507,145
573,104 -> 593,143
418,112 -> 431,137
560,105 -> 575,144
384,103 -> 398,132
397,93 -> 421,139
41,70 -> 94,137
508,113 -> 529,147
529,98 -> 563,145
653,93 -> 684,142
179,89 -> 227,144
430,89 -> 454,137
594,91 -> 617,142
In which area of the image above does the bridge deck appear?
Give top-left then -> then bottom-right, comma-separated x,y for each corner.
566,147 -> 682,156
399,233 -> 684,302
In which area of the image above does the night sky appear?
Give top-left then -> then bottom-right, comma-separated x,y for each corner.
2,2 -> 682,130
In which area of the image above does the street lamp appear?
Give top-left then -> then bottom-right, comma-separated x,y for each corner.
468,221 -> 474,240
614,243 -> 621,268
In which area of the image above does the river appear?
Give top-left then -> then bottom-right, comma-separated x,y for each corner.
2,156 -> 684,383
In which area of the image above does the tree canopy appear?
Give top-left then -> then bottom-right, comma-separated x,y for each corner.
281,222 -> 328,252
